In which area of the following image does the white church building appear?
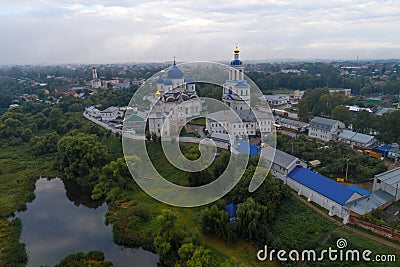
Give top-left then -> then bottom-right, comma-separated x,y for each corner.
91,67 -> 102,89
147,60 -> 202,136
206,47 -> 272,138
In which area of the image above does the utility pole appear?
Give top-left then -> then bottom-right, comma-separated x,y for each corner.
291,140 -> 294,155
345,158 -> 349,182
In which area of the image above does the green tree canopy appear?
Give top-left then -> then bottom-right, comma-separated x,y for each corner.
54,133 -> 110,185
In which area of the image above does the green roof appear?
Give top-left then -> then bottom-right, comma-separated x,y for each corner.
125,114 -> 145,122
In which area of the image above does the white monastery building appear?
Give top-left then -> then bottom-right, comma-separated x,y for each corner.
206,47 -> 273,138
148,60 -> 202,136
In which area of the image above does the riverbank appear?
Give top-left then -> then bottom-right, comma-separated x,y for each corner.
0,145 -> 59,265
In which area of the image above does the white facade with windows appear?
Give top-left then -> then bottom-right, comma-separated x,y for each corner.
207,47 -> 273,138
308,117 -> 345,142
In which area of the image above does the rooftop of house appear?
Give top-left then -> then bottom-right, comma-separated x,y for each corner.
375,167 -> 400,188
278,117 -> 308,128
261,146 -> 299,170
309,117 -> 342,131
338,130 -> 376,144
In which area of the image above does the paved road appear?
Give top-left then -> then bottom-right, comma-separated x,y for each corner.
292,192 -> 400,251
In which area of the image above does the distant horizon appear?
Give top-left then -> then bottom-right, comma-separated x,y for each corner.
1,1 -> 399,65
1,57 -> 400,67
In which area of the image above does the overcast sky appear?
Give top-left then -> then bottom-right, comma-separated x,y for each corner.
0,0 -> 399,65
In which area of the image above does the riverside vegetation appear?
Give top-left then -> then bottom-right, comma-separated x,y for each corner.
1,95 -> 399,266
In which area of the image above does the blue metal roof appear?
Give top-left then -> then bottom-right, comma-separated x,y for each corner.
375,144 -> 394,152
347,185 -> 370,196
225,203 -> 237,218
288,167 -> 356,205
236,140 -> 261,157
230,59 -> 242,66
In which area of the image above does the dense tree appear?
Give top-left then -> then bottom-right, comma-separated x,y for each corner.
236,197 -> 269,241
54,134 -> 110,185
298,87 -> 353,121
85,87 -> 138,108
154,210 -> 200,267
55,250 -> 114,267
30,132 -> 60,155
376,110 -> 400,143
201,205 -> 237,242
91,157 -> 139,202
352,110 -> 375,134
331,105 -> 353,126
48,108 -> 64,130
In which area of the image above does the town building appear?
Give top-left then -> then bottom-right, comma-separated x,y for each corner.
99,106 -> 121,121
388,144 -> 400,161
338,130 -> 377,149
85,105 -> 122,121
263,94 -> 290,109
85,106 -> 101,119
276,117 -> 308,133
123,107 -> 147,134
373,167 -> 400,201
91,67 -> 102,89
308,117 -> 345,142
346,105 -> 373,115
329,88 -> 352,96
261,146 -> 307,178
206,108 -> 272,137
287,167 -> 362,223
375,107 -> 396,116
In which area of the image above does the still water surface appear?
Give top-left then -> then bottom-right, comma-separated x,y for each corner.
16,178 -> 159,267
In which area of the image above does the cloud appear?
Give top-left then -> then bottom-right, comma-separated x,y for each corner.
0,0 -> 399,64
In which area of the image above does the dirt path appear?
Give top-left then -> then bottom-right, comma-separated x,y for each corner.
291,192 -> 400,251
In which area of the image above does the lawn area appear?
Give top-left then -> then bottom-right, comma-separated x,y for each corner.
188,117 -> 206,126
317,229 -> 400,266
146,142 -> 189,185
270,196 -> 336,251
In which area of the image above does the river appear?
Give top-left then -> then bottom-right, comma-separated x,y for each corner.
15,178 -> 159,267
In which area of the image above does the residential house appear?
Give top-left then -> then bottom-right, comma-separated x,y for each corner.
308,117 -> 345,142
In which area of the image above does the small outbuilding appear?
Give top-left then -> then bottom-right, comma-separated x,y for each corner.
225,203 -> 237,222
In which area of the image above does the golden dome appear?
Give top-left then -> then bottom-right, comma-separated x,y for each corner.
234,46 -> 240,54
155,90 -> 161,97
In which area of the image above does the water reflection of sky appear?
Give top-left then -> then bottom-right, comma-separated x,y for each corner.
16,178 -> 159,267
